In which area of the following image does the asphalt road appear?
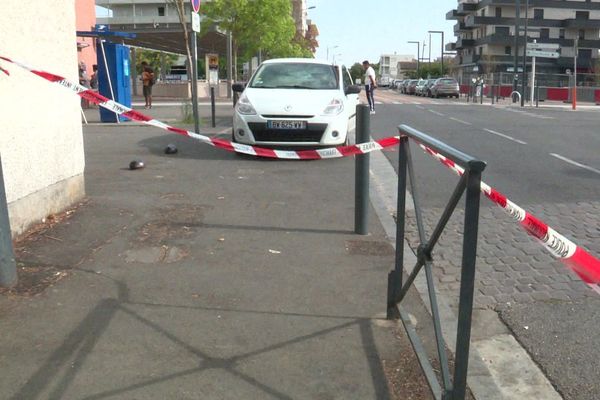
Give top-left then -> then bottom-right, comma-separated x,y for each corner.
370,89 -> 600,400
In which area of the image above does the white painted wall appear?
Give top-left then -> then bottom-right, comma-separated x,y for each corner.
0,1 -> 85,233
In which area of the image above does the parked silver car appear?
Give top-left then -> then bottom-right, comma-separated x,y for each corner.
430,77 -> 460,98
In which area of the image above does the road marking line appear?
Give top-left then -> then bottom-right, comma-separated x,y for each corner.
375,101 -> 384,105
449,117 -> 472,125
549,153 -> 600,175
428,109 -> 446,117
392,101 -> 401,104
415,105 -> 425,110
483,128 -> 527,145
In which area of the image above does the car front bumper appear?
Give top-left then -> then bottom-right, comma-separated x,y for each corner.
233,112 -> 351,146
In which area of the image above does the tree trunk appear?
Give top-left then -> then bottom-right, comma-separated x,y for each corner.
233,40 -> 238,81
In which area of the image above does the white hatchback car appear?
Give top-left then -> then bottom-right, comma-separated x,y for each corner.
232,58 -> 361,147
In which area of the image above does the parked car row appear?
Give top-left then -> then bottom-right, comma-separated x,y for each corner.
394,77 -> 460,98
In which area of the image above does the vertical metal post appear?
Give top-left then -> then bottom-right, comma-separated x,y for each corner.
530,40 -> 537,107
451,169 -> 483,400
491,85 -> 495,104
210,86 -> 216,128
99,40 -> 120,123
387,135 -> 408,319
191,32 -> 200,134
573,38 -> 578,110
0,156 -> 17,288
513,0 -> 521,101
536,83 -> 539,108
521,0 -> 529,107
354,105 -> 370,235
441,31 -> 444,76
226,31 -> 233,99
480,82 -> 484,104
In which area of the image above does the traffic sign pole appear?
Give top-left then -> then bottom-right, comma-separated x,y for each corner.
530,40 -> 536,107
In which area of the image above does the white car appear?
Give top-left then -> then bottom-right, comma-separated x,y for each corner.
232,58 -> 361,147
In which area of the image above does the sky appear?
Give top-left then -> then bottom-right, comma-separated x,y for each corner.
96,1 -> 456,66
310,0 -> 456,66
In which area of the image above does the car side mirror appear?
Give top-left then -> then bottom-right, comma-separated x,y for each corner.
345,85 -> 361,95
232,83 -> 246,93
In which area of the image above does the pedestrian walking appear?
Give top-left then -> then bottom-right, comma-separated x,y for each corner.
362,60 -> 377,114
141,61 -> 155,109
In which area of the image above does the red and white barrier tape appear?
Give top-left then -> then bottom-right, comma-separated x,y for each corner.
0,55 -> 400,160
418,142 -> 600,295
3,55 -> 598,293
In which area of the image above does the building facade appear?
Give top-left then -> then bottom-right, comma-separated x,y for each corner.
447,0 -> 600,78
0,1 -> 86,235
379,54 -> 414,78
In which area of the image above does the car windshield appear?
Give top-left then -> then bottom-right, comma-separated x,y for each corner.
249,63 -> 339,90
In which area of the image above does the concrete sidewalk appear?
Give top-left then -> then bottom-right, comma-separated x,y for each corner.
0,114 -> 443,398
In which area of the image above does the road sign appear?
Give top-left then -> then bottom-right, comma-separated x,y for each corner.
527,42 -> 560,50
526,50 -> 560,59
191,0 -> 200,13
191,12 -> 200,32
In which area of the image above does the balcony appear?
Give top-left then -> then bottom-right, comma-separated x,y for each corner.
564,19 -> 600,29
446,9 -> 460,20
456,38 -> 476,49
446,42 -> 457,51
454,22 -> 472,33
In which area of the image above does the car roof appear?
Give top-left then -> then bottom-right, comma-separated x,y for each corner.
262,58 -> 338,66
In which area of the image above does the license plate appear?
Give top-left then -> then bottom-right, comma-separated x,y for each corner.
267,120 -> 307,130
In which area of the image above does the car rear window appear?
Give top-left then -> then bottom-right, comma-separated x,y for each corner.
439,79 -> 458,85
249,63 -> 339,90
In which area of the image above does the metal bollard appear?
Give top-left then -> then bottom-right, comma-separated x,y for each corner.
354,105 -> 370,235
491,86 -> 495,105
210,86 -> 216,128
0,155 -> 17,287
536,85 -> 539,108
480,84 -> 484,104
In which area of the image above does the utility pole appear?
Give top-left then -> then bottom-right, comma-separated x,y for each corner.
429,31 -> 445,76
408,41 -> 420,77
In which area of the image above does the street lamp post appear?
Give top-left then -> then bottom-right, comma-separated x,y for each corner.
520,0 -> 529,107
326,45 -> 339,62
513,0 -> 521,101
429,30 -> 445,76
408,41 -> 420,77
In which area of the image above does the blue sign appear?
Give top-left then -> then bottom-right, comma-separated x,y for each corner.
191,0 -> 200,13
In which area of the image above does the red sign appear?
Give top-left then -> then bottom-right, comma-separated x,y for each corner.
191,0 -> 200,13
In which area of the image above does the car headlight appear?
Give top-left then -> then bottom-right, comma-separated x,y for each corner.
322,98 -> 344,116
236,93 -> 257,115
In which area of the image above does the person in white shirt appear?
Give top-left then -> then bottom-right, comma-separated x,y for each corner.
362,60 -> 377,114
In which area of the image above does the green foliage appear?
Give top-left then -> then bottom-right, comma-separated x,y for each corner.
349,63 -> 364,82
201,0 -> 313,60
134,49 -> 178,75
410,62 -> 447,79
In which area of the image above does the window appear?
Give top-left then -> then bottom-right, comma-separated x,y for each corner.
495,7 -> 502,17
481,9 -> 486,17
158,7 -> 165,16
540,28 -> 550,39
505,46 -> 512,55
559,29 -> 565,39
342,66 -> 353,89
534,9 -> 544,20
496,26 -> 510,35
579,29 -> 585,40
576,11 -> 589,20
478,47 -> 483,55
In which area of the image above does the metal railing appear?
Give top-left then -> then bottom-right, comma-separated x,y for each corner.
386,125 -> 486,400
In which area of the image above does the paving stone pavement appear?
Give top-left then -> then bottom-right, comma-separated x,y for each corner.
402,201 -> 600,309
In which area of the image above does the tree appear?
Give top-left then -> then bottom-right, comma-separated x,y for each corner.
349,63 -> 364,82
201,0 -> 312,79
134,49 -> 178,76
167,0 -> 194,79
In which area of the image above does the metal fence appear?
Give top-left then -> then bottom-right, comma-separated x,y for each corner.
387,125 -> 486,400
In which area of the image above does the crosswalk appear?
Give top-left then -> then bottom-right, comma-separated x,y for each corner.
361,90 -> 454,106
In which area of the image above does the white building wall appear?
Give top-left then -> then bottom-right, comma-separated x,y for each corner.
0,0 -> 85,235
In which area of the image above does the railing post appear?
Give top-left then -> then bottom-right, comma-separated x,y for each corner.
210,86 -> 216,128
354,104 -> 370,235
451,167 -> 483,400
387,135 -> 408,319
0,155 -> 17,288
491,86 -> 495,105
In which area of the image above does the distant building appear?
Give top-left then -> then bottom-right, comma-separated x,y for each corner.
447,0 -> 600,78
291,0 -> 319,54
379,54 -> 413,78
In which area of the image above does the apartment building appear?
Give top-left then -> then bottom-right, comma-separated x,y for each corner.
447,0 -> 600,77
379,54 -> 413,78
291,0 -> 319,53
